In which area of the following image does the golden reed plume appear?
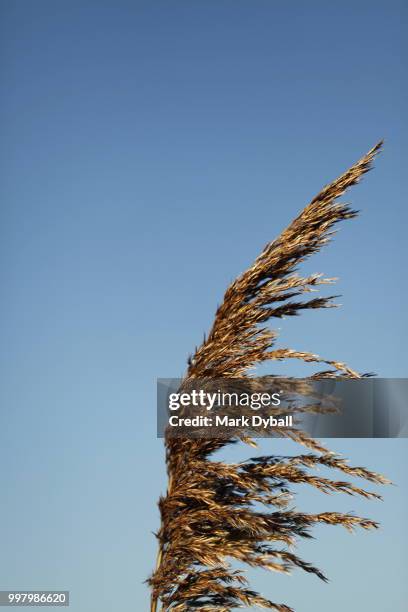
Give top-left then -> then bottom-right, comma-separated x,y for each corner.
148,142 -> 388,611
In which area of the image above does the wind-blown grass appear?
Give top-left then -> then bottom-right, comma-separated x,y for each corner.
148,142 -> 387,611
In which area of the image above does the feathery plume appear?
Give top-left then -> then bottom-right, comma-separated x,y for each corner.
149,142 -> 386,612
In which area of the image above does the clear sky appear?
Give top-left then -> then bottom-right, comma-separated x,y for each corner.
0,1 -> 406,611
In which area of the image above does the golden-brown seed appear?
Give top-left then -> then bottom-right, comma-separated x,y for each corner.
149,142 -> 387,612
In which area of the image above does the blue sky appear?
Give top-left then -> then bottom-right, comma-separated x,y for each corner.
0,1 -> 406,611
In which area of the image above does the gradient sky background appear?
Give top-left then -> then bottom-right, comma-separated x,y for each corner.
0,1 -> 406,611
